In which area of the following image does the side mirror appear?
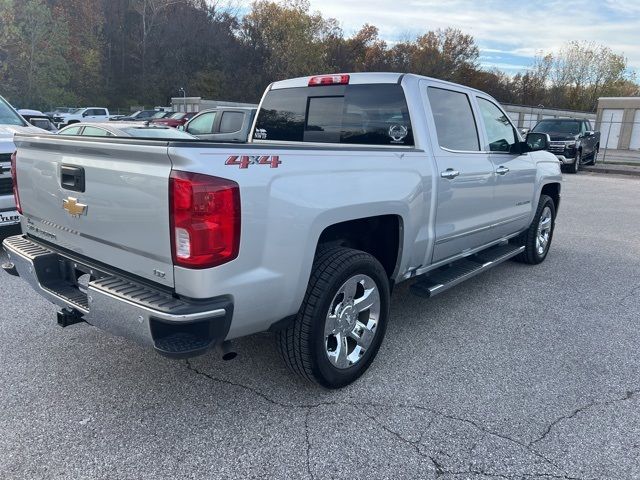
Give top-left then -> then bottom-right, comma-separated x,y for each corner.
584,130 -> 595,137
525,132 -> 550,152
177,125 -> 185,132
519,128 -> 530,136
82,111 -> 90,117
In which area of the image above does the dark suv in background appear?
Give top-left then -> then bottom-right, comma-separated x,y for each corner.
531,119 -> 600,173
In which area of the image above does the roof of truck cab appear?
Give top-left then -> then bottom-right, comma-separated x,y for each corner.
269,72 -> 489,95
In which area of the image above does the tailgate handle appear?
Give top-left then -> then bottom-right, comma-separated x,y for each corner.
60,165 -> 85,192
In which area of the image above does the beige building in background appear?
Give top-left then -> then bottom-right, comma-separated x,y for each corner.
596,97 -> 640,151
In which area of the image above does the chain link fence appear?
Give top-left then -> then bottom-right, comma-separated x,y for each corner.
595,116 -> 640,165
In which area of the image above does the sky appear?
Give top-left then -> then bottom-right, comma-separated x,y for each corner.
301,0 -> 640,74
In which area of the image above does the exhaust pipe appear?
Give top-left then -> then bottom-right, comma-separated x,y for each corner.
220,340 -> 237,361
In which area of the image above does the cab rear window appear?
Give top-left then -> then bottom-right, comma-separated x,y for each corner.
254,84 -> 413,146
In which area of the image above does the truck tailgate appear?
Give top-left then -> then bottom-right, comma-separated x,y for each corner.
14,136 -> 175,287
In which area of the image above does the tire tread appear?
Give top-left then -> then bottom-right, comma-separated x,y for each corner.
513,194 -> 555,264
276,247 -> 381,385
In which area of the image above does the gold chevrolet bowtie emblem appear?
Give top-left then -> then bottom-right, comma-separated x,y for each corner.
63,197 -> 87,217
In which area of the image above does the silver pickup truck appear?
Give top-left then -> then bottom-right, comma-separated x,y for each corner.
2,73 -> 561,388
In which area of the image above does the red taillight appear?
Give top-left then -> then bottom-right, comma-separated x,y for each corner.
10,151 -> 21,214
308,74 -> 350,86
169,171 -> 240,269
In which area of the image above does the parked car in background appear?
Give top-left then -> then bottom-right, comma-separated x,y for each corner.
17,110 -> 58,132
0,96 -> 48,229
44,107 -> 76,118
4,73 -> 561,388
53,107 -> 111,127
151,112 -> 197,128
57,122 -> 196,139
150,111 -> 174,120
182,107 -> 257,142
115,110 -> 160,122
531,118 -> 600,173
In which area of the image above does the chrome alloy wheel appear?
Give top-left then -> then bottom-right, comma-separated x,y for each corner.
324,274 -> 380,369
536,206 -> 553,256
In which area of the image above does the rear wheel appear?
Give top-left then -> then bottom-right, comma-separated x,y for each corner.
276,247 -> 390,388
512,194 -> 556,265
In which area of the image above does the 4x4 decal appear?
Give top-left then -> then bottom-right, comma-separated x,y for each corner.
225,155 -> 281,169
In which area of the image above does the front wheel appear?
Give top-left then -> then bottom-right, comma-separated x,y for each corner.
276,247 -> 390,388
589,146 -> 599,165
512,194 -> 556,265
568,151 -> 581,174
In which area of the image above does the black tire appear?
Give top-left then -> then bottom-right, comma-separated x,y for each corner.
588,146 -> 599,165
512,194 -> 556,265
568,150 -> 580,174
276,247 -> 390,389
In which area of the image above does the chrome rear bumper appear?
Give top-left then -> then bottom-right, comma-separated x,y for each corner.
2,235 -> 232,358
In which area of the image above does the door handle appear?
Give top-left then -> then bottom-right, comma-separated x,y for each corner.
496,166 -> 510,175
440,168 -> 460,180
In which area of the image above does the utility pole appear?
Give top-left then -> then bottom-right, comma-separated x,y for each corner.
178,87 -> 186,112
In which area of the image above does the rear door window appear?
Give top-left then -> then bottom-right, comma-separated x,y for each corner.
254,84 -> 413,146
427,87 -> 479,151
81,126 -> 111,136
219,111 -> 245,133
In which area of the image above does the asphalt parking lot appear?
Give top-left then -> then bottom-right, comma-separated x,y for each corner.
0,173 -> 639,480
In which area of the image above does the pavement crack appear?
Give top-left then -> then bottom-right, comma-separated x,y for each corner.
183,359 -> 295,408
432,410 -> 563,471
362,410 -> 424,450
304,407 -> 315,480
530,389 -> 639,446
181,361 -> 601,480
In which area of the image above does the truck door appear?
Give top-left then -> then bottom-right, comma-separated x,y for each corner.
580,120 -> 594,156
83,109 -> 100,123
474,96 -> 536,237
423,83 -> 498,263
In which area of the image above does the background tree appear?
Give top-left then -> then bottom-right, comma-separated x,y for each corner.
6,0 -> 71,108
0,0 -> 636,112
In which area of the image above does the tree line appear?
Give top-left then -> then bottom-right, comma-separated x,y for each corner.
0,0 -> 637,112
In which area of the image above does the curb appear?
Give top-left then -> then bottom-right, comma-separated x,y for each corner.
583,165 -> 640,178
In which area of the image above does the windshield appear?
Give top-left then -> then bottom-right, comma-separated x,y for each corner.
151,111 -> 169,119
120,127 -> 195,139
170,112 -> 185,119
0,96 -> 27,126
532,120 -> 580,135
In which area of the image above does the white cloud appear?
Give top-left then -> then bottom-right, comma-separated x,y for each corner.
303,0 -> 640,69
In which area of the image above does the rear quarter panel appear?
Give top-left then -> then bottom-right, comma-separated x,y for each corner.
168,145 -> 433,339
